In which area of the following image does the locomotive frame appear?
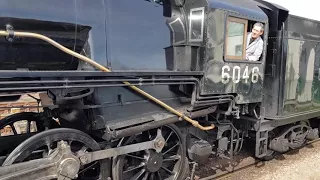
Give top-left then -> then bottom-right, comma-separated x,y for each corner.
0,0 -> 320,179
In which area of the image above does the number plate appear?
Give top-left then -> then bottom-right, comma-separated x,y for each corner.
221,65 -> 259,84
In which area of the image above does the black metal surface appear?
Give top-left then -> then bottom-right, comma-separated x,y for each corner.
262,110 -> 320,127
0,69 -> 231,130
262,31 -> 285,118
0,77 -> 198,86
187,139 -> 212,164
200,0 -> 269,104
0,82 -> 195,92
253,0 -> 288,31
1,0 -> 320,169
0,70 -> 204,78
110,116 -> 180,140
263,13 -> 320,120
187,106 -> 217,118
0,0 -> 93,70
106,1 -> 170,70
208,0 -> 269,22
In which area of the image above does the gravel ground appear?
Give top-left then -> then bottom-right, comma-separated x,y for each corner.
216,141 -> 320,180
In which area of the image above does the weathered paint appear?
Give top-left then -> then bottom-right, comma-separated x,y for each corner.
281,16 -> 320,116
200,3 -> 268,104
264,14 -> 320,119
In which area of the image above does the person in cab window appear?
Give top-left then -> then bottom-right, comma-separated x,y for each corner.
246,22 -> 264,61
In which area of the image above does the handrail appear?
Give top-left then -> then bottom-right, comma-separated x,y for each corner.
0,30 -> 215,131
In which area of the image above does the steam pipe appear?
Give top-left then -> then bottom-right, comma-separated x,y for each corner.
0,82 -> 196,91
0,78 -> 199,85
0,30 -> 215,131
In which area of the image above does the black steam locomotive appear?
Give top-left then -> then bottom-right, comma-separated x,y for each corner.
0,0 -> 319,179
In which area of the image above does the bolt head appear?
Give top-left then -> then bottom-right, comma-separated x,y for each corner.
80,156 -> 88,164
58,140 -> 68,148
155,140 -> 165,149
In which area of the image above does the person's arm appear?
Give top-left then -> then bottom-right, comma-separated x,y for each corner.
247,41 -> 263,61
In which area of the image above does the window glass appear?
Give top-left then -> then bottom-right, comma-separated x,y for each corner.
168,18 -> 185,43
189,8 -> 204,41
225,17 -> 248,60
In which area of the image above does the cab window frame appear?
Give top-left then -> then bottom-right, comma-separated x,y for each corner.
189,7 -> 205,42
224,16 -> 248,60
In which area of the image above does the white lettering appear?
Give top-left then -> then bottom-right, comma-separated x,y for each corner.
233,66 -> 241,83
242,66 -> 249,83
252,67 -> 259,83
221,65 -> 230,84
221,66 -> 259,84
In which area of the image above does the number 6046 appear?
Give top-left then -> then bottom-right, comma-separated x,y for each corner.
221,65 -> 259,84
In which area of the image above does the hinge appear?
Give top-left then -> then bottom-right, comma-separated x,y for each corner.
271,64 -> 276,77
271,49 -> 277,77
5,24 -> 14,42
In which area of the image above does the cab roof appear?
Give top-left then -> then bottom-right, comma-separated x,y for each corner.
208,0 -> 270,22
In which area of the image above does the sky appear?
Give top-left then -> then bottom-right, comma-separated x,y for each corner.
264,0 -> 319,21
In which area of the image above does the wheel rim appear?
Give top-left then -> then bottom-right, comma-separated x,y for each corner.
0,112 -> 49,157
0,112 -> 60,136
0,112 -> 43,136
112,125 -> 186,180
2,128 -> 108,180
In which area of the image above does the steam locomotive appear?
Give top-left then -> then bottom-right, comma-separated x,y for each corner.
0,0 -> 319,179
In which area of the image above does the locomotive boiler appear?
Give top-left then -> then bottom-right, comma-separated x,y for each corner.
0,0 -> 319,179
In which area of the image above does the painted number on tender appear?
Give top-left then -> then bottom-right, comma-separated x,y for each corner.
221,65 -> 259,84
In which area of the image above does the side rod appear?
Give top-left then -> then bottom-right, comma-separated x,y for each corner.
0,130 -> 166,180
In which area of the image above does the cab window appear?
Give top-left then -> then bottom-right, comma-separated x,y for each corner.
225,17 -> 248,60
189,7 -> 205,42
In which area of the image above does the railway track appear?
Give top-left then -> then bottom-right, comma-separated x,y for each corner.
196,139 -> 320,180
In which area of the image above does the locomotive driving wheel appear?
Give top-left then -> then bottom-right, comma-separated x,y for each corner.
112,124 -> 188,180
0,112 -> 60,157
0,112 -> 60,135
2,128 -> 109,180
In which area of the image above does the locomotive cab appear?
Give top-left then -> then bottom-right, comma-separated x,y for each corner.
198,0 -> 269,106
163,0 -> 270,108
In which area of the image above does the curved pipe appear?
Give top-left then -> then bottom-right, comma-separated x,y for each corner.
0,30 -> 215,131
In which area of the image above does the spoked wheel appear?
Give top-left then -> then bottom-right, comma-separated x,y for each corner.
2,128 -> 109,180
0,112 -> 44,135
112,124 -> 188,180
0,112 -> 60,157
0,112 -> 60,135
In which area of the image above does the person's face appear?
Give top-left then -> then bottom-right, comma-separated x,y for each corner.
251,26 -> 263,38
